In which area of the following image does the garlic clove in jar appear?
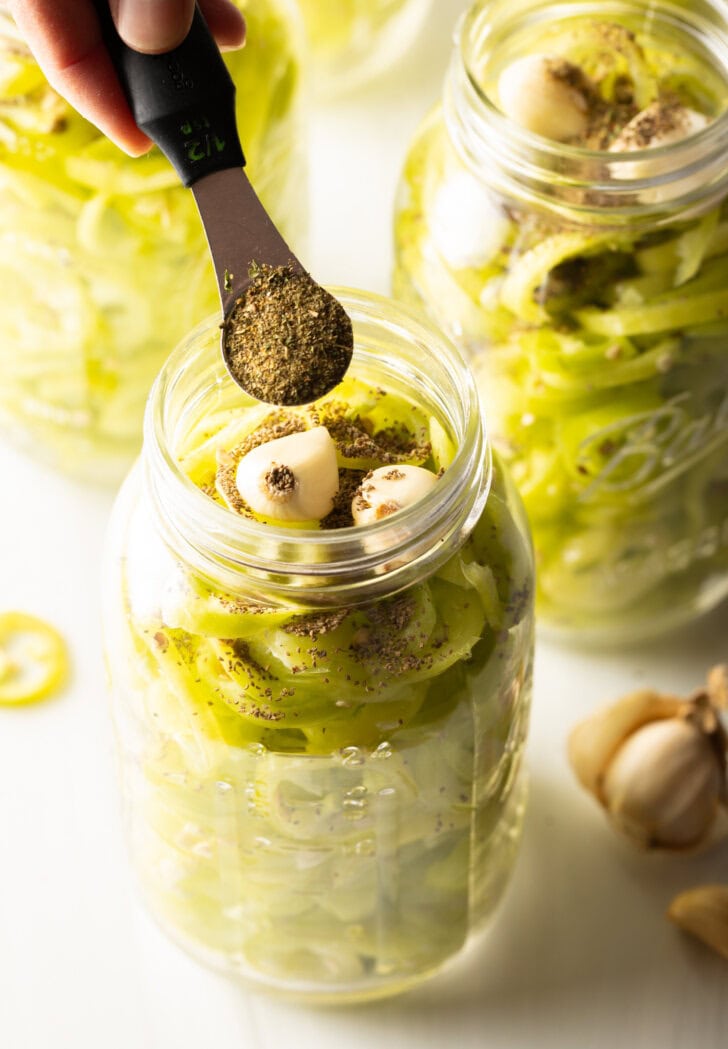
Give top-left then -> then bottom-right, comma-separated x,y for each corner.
668,885 -> 728,962
497,54 -> 595,142
235,425 -> 339,522
351,464 -> 438,526
568,673 -> 727,852
610,100 -> 710,154
609,100 -> 711,203
429,170 -> 510,270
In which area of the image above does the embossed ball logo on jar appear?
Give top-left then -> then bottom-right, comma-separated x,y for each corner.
575,390 -> 728,500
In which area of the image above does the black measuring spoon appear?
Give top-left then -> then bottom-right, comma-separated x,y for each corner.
93,1 -> 352,404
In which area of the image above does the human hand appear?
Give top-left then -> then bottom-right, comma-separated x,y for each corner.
7,1 -> 246,155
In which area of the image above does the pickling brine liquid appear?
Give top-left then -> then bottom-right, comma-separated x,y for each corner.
125,677 -> 529,999
103,292 -> 534,1001
393,0 -> 728,642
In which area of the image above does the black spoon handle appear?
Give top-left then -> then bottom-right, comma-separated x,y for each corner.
92,0 -> 245,186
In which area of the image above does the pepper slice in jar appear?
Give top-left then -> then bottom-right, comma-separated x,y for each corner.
0,612 -> 69,705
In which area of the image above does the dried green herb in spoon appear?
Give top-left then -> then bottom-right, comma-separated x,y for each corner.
222,263 -> 353,406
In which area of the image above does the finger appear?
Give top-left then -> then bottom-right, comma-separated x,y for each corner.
199,0 -> 246,51
7,0 -> 152,154
108,0 -> 194,55
109,0 -> 245,54
7,0 -> 245,155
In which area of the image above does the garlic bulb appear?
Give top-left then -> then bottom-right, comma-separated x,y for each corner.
668,885 -> 728,962
235,426 -> 339,521
602,718 -> 723,848
497,54 -> 595,142
568,667 -> 727,851
351,465 -> 438,525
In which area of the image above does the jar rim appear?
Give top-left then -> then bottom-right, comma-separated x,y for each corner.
446,0 -> 728,220
144,287 -> 491,605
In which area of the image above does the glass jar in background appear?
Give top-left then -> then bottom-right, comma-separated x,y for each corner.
0,0 -> 305,483
297,0 -> 432,96
102,290 -> 534,1002
393,0 -> 728,643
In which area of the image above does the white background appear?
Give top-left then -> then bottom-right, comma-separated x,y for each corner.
1,2 -> 727,1046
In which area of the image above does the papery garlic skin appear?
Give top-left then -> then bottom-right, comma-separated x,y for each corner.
568,689 -> 682,798
668,884 -> 728,962
497,54 -> 593,142
352,465 -> 438,525
708,665 -> 728,708
235,426 -> 339,521
602,718 -> 724,849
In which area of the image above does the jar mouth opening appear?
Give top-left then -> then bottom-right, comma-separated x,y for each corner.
145,289 -> 490,601
449,0 -> 728,214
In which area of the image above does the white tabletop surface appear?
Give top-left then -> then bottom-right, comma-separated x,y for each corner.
1,4 -> 727,1047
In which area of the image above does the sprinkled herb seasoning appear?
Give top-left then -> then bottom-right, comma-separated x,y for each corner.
263,464 -> 297,501
223,263 -> 353,406
321,469 -> 366,529
210,402 -> 432,527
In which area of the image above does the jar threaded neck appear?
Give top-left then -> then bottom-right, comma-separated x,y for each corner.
444,0 -> 728,222
143,289 -> 492,606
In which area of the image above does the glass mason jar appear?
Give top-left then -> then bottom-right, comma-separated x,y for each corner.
296,0 -> 432,96
393,0 -> 728,643
0,0 -> 305,483
102,290 -> 534,1002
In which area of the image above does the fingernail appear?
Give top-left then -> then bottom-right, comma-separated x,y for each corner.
112,0 -> 194,54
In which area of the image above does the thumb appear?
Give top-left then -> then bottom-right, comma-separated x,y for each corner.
109,0 -> 195,54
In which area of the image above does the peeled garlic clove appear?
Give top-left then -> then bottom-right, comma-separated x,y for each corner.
352,465 -> 438,525
235,425 -> 339,522
668,885 -> 728,961
610,101 -> 709,154
568,689 -> 683,798
609,101 -> 710,202
429,170 -> 510,269
602,717 -> 724,849
497,54 -> 594,141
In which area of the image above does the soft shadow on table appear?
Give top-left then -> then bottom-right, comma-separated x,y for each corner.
294,771 -> 728,1031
